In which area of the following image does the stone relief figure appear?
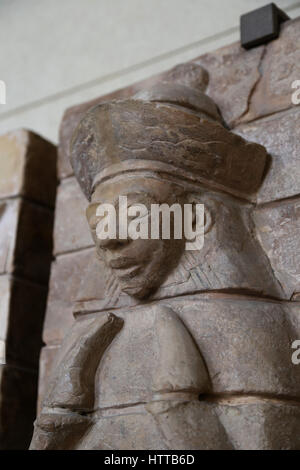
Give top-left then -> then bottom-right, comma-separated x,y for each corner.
30,64 -> 300,450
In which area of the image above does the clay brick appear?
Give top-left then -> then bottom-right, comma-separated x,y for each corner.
0,200 -> 18,275
239,18 -> 300,123
195,43 -> 264,127
37,345 -> 61,413
254,197 -> 300,299
0,275 -> 47,369
0,130 -> 57,206
0,365 -> 38,449
236,107 -> 300,203
43,248 -> 95,345
54,177 -> 92,255
0,198 -> 53,284
216,400 -> 300,450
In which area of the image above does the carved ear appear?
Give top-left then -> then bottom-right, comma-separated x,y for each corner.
86,203 -> 100,244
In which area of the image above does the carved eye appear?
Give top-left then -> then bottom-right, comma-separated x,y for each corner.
127,203 -> 149,222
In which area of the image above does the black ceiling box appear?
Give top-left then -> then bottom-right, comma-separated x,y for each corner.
240,3 -> 290,49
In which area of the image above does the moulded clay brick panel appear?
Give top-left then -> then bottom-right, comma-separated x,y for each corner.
253,197 -> 300,298
0,130 -> 57,207
235,107 -> 300,204
53,177 -> 92,255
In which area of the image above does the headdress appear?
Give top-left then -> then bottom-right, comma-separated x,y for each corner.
71,63 -> 267,201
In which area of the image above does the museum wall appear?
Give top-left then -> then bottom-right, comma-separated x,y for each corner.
0,0 -> 300,143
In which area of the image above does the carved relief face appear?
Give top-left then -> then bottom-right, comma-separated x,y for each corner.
86,177 -> 186,298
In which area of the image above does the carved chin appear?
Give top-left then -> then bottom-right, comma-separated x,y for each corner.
111,255 -> 169,298
119,280 -> 154,299
116,272 -> 159,299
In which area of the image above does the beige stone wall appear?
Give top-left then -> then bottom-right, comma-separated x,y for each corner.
38,16 -> 300,413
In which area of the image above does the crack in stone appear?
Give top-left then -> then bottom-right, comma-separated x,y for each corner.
235,46 -> 267,126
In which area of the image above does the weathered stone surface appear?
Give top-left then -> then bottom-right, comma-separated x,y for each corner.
44,313 -> 123,412
254,197 -> 300,299
239,18 -> 300,123
77,401 -> 233,450
37,345 -> 60,414
54,177 -> 92,255
58,75 -> 167,179
43,248 -> 94,345
0,129 -> 57,206
216,400 -> 300,450
0,198 -> 53,284
94,299 -> 300,409
236,107 -> 300,204
0,275 -> 47,369
0,365 -> 38,450
35,296 -> 300,449
71,100 -> 267,202
195,43 -> 264,127
75,399 -> 300,450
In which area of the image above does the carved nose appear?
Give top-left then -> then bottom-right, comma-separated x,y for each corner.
98,236 -> 129,250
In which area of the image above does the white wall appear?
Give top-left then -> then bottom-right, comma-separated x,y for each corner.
0,0 -> 299,143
